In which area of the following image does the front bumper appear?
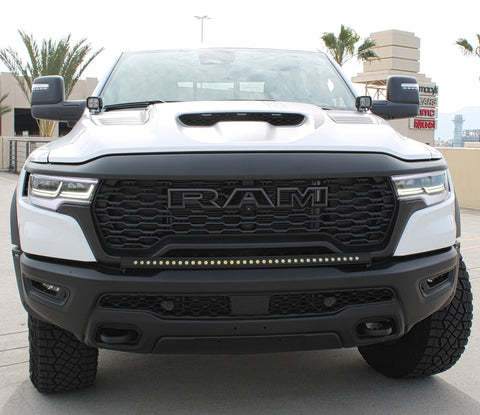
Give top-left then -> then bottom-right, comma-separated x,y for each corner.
13,246 -> 459,354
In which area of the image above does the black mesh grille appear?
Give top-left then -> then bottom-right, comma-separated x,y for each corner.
92,177 -> 396,255
178,112 -> 305,126
269,288 -> 395,316
99,294 -> 230,318
98,288 -> 395,319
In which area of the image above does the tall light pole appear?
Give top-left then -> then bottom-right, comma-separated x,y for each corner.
194,15 -> 211,43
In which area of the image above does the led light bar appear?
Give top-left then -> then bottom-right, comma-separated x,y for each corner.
121,254 -> 371,269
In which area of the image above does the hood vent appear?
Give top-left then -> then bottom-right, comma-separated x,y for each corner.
178,112 -> 306,127
328,113 -> 375,125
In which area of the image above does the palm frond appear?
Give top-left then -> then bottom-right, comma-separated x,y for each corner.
357,38 -> 379,62
338,25 -> 358,56
457,38 -> 474,56
321,25 -> 374,66
0,93 -> 12,116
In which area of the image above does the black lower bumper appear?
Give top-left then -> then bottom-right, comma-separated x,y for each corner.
13,247 -> 459,354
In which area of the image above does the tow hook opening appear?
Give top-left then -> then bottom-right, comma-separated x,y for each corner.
356,319 -> 395,338
96,327 -> 140,345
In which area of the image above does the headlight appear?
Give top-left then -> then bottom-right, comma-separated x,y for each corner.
28,174 -> 98,210
392,170 -> 450,206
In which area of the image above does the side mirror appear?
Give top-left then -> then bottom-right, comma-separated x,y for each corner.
371,76 -> 419,120
31,76 -> 86,122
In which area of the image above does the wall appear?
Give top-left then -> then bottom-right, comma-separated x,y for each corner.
437,148 -> 480,209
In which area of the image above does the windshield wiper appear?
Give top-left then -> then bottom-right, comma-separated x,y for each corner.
103,100 -> 167,111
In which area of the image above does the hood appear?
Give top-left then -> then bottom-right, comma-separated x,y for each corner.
35,101 -> 438,163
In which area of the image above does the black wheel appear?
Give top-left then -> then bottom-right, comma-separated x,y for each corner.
358,257 -> 473,378
29,315 -> 98,393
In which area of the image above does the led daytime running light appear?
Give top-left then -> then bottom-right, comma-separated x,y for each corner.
392,170 -> 449,205
59,184 -> 96,200
30,181 -> 62,198
29,174 -> 98,210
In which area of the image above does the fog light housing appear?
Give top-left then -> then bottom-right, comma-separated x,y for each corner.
28,279 -> 69,304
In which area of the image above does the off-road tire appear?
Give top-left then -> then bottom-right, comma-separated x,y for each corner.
358,257 -> 473,378
29,315 -> 98,393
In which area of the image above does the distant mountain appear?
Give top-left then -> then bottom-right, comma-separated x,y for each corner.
436,107 -> 480,141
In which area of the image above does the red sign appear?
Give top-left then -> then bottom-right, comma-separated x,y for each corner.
412,119 -> 436,129
418,108 -> 436,118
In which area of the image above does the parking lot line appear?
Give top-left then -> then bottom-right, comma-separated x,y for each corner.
0,176 -> 18,184
462,244 -> 480,251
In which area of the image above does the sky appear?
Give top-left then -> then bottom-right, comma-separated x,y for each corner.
1,0 -> 480,115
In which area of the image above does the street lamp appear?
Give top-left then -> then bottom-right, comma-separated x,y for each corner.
194,15 -> 211,43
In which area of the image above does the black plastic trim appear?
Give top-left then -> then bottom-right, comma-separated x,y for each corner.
455,191 -> 461,238
13,247 -> 459,353
25,152 -> 447,179
54,198 -> 423,265
10,190 -> 19,247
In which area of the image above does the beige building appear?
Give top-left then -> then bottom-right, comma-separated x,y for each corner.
353,30 -> 438,145
0,72 -> 98,137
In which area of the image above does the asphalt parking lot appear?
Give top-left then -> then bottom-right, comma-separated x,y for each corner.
0,171 -> 478,414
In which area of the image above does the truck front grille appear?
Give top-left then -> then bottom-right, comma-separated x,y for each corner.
92,177 -> 396,256
98,288 -> 395,319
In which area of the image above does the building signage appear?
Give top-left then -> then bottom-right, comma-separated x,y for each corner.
410,119 -> 436,129
410,85 -> 438,131
418,86 -> 439,95
418,108 -> 436,118
420,96 -> 437,107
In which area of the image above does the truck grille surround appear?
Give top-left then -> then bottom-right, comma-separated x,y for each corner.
92,177 -> 397,256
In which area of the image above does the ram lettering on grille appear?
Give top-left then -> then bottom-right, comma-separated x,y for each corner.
167,187 -> 328,209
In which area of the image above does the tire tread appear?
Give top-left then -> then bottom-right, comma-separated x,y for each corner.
359,257 -> 473,378
29,315 -> 98,393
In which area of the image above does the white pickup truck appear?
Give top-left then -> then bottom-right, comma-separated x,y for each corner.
11,47 -> 472,392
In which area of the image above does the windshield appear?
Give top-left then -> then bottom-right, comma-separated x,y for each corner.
100,49 -> 356,110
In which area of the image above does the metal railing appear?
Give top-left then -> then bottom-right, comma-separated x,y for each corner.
7,138 -> 49,173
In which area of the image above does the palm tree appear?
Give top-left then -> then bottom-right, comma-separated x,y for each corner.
457,34 -> 480,59
0,30 -> 103,136
0,93 -> 12,117
321,25 -> 379,66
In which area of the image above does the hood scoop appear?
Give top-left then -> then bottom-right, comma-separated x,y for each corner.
178,112 -> 306,127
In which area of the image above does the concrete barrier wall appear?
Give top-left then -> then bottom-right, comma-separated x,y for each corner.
436,148 -> 480,209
